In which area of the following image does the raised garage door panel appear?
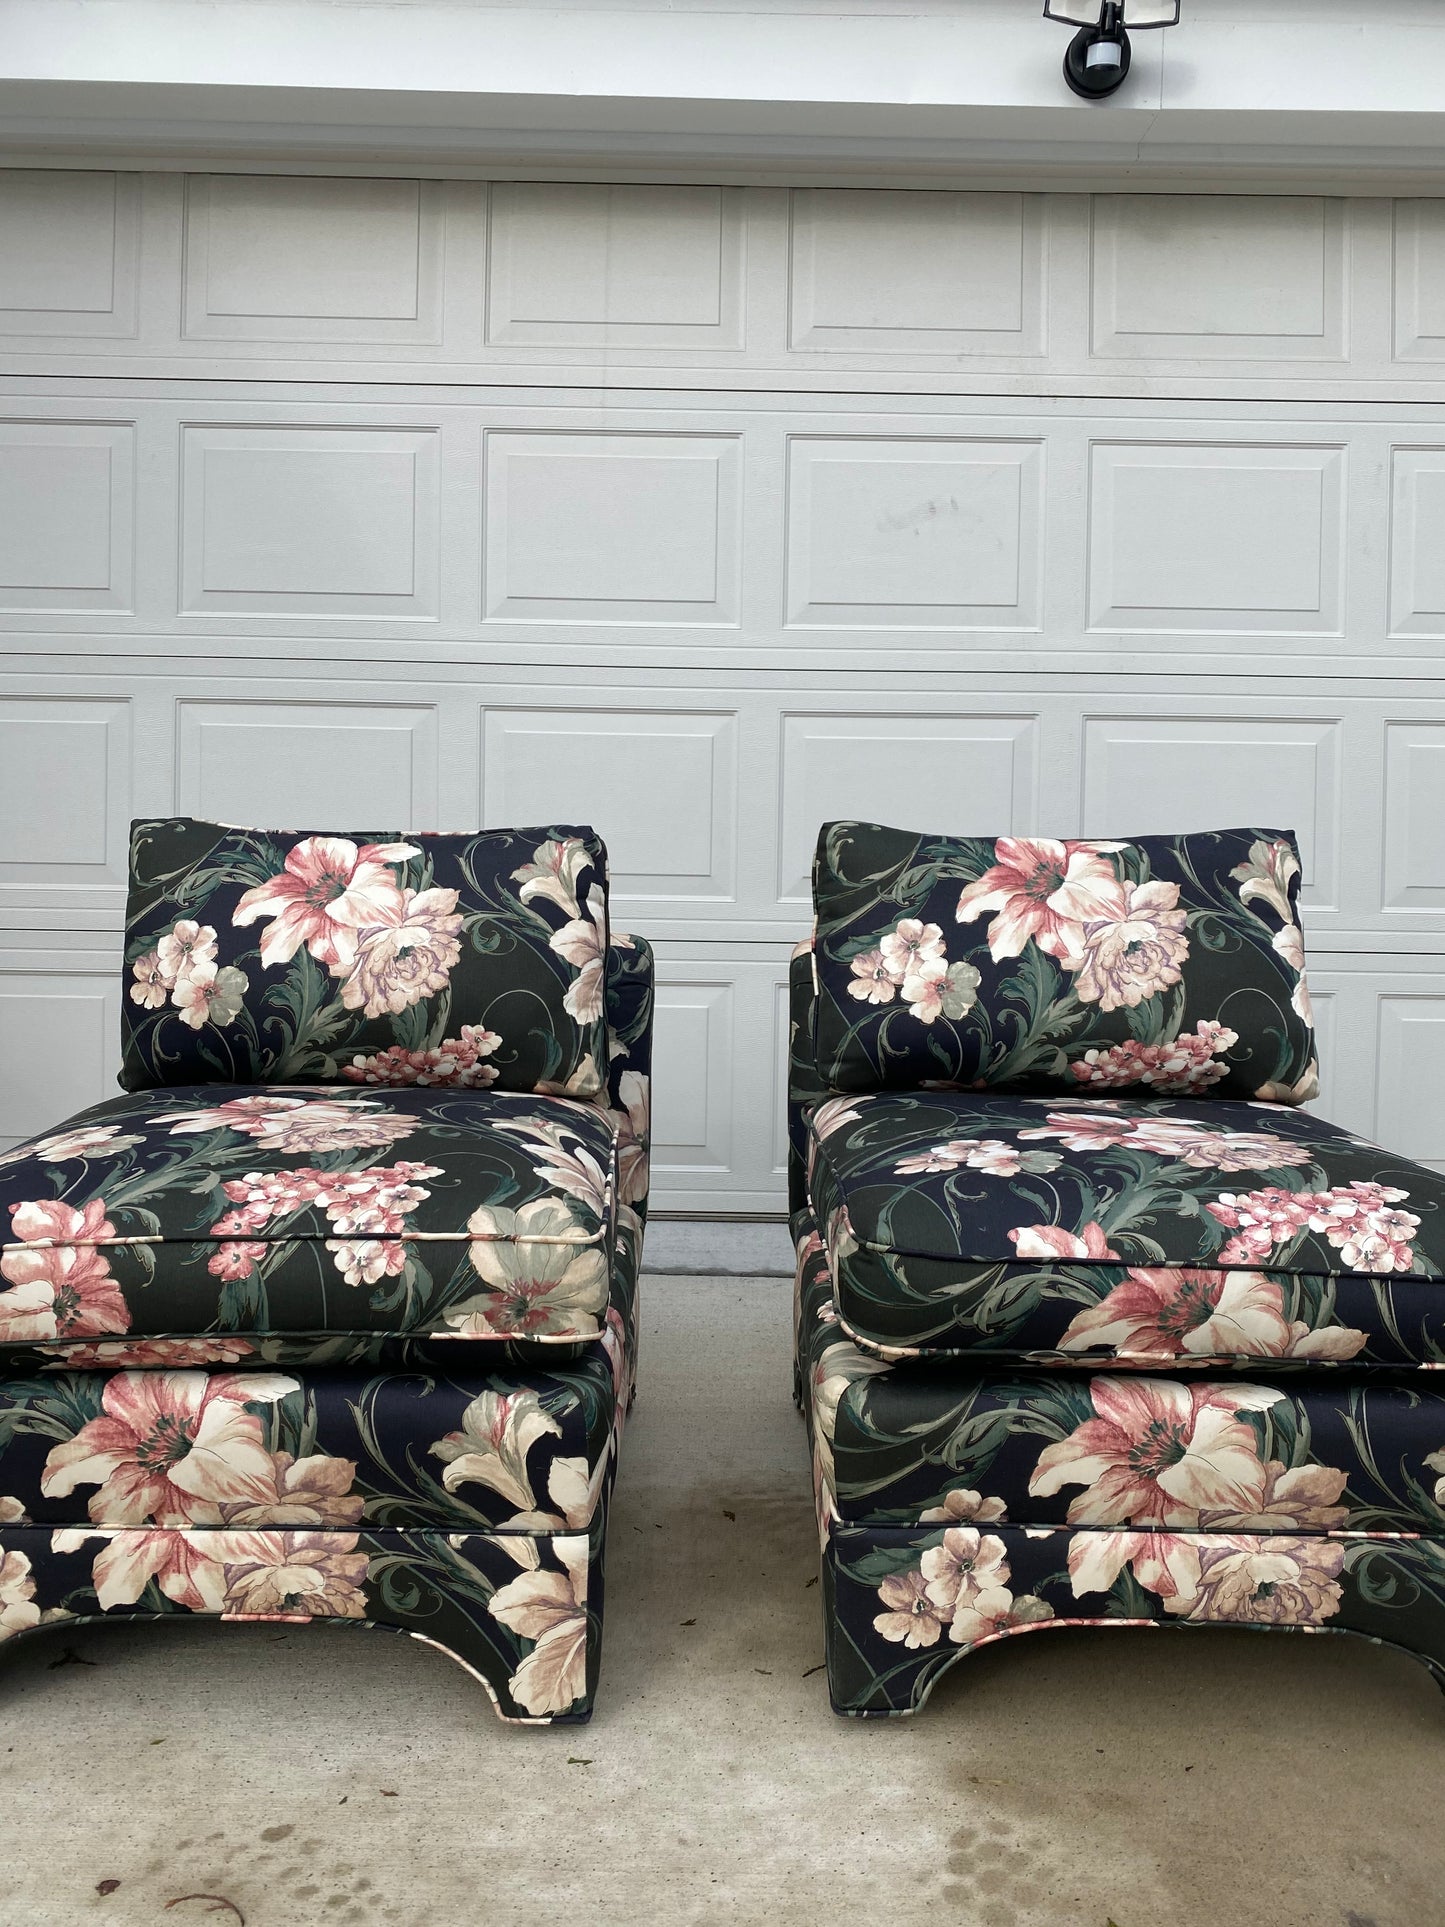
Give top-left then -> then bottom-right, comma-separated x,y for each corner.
5,179 -> 1442,396
0,392 -> 1431,670
3,172 -> 1445,1202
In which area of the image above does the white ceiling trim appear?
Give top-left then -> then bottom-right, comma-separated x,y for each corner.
2,1 -> 1445,188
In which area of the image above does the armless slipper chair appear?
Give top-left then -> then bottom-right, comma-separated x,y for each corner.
791,821 -> 1445,1718
0,818 -> 651,1725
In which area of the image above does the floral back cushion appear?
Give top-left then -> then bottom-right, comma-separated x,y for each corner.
119,818 -> 611,1096
811,822 -> 1318,1103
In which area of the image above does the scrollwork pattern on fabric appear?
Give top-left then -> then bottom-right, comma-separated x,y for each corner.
810,823 -> 1317,1103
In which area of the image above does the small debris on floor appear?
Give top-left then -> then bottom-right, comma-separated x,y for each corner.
753,1668 -> 772,1676
567,1757 -> 594,1767
679,1618 -> 696,1626
801,1664 -> 825,1679
804,1575 -> 818,1588
48,1647 -> 96,1670
96,1879 -> 121,1896
164,1897 -> 245,1925
722,1509 -> 736,1521
379,1789 -> 398,1797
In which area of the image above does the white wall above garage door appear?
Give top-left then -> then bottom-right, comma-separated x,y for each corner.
3,173 -> 1445,1208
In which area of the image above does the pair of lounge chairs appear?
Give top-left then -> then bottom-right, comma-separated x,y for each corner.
2,815 -> 1443,1724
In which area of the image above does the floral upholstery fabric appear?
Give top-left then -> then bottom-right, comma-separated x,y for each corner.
823,1517 -> 1445,1719
0,1197 -> 645,1381
787,944 -> 828,1220
807,1090 -> 1445,1366
0,935 -> 652,1724
795,1216 -> 1445,1532
0,1348 -> 624,1536
793,858 -> 1445,1715
795,1213 -> 1445,1718
0,1085 -> 620,1350
4,939 -> 652,1359
810,822 -> 1316,1103
0,1515 -> 609,1723
120,818 -> 612,1098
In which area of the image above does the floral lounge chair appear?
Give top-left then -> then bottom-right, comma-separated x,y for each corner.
791,821 -> 1445,1717
0,818 -> 651,1724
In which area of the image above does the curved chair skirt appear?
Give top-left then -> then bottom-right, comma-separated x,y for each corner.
0,1513 -> 610,1726
822,1519 -> 1445,1718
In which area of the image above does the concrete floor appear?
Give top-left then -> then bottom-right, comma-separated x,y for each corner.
2,1277 -> 1443,1927
641,1218 -> 793,1276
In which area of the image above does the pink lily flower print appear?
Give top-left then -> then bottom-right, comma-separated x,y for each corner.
233,835 -> 420,968
1028,1377 -> 1283,1527
40,1371 -> 299,1525
956,838 -> 1122,963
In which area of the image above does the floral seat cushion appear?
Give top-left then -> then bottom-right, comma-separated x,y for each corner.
807,1091 -> 1445,1365
795,1216 -> 1445,1536
0,1085 -> 625,1352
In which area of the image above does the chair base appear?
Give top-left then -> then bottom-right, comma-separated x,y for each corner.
0,1510 -> 610,1725
821,1519 -> 1445,1718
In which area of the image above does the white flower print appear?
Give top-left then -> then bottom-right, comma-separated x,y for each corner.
880,920 -> 946,980
918,1489 -> 1008,1527
512,838 -> 590,920
551,885 -> 607,1027
873,1568 -> 949,1649
492,1115 -> 612,1221
157,920 -> 218,984
1233,838 -> 1312,1028
173,962 -> 249,1030
610,1070 -> 650,1207
489,1536 -> 590,1716
0,1549 -> 40,1642
895,1138 -> 1023,1177
447,1198 -> 609,1339
901,957 -> 981,1026
848,921 -> 978,1025
158,1094 -> 416,1154
130,950 -> 169,1009
430,1390 -> 562,1513
810,1096 -> 865,1140
325,1238 -> 406,1286
1231,837 -> 1300,928
0,1123 -> 144,1170
920,1527 -> 1010,1617
847,949 -> 896,1006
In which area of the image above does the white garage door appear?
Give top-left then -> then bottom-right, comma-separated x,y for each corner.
4,172 -> 1445,1208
